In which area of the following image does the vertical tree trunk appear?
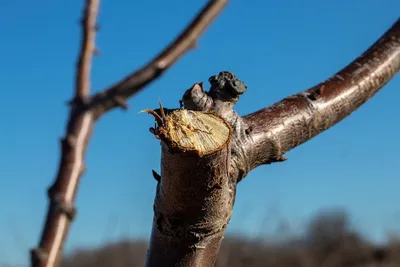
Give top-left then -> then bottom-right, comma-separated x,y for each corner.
144,109 -> 236,267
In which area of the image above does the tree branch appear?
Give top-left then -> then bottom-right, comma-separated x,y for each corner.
75,1 -> 99,98
88,0 -> 229,117
142,18 -> 400,267
30,2 -> 100,267
31,1 -> 228,267
241,18 -> 400,172
144,109 -> 235,267
179,19 -> 400,182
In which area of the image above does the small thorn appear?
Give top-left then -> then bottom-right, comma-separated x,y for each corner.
158,98 -> 165,119
139,109 -> 163,126
114,96 -> 128,110
94,24 -> 101,31
152,170 -> 161,182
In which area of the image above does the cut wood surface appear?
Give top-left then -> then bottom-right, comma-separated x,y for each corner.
144,108 -> 235,267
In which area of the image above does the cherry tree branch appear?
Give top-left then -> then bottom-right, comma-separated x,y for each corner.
180,19 -> 400,182
241,18 -> 400,173
88,0 -> 229,117
151,19 -> 399,265
75,0 -> 99,98
30,1 -> 100,267
31,1 -> 228,267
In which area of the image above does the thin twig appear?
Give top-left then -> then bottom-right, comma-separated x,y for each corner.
31,1 -> 228,267
75,0 -> 99,98
30,1 -> 100,267
87,0 -> 229,117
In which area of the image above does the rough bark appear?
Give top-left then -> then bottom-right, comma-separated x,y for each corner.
144,18 -> 400,266
144,109 -> 235,267
31,1 -> 228,267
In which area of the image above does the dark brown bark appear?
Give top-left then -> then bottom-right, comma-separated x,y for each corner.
145,110 -> 235,267
144,73 -> 247,266
31,1 -> 228,267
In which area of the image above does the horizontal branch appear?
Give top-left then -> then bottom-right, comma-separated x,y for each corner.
242,18 -> 400,169
88,0 -> 228,117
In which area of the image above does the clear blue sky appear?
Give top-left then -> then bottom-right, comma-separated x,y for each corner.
1,1 -> 399,265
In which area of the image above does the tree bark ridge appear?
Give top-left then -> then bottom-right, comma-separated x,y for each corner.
88,0 -> 229,117
145,110 -> 235,267
30,1 -> 99,266
31,1 -> 228,267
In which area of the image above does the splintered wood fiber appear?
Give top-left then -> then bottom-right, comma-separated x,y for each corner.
164,110 -> 231,155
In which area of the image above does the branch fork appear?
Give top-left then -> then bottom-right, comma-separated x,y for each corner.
31,1 -> 229,267
30,0 -> 400,265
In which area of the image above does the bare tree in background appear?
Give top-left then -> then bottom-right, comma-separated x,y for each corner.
30,0 -> 400,267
